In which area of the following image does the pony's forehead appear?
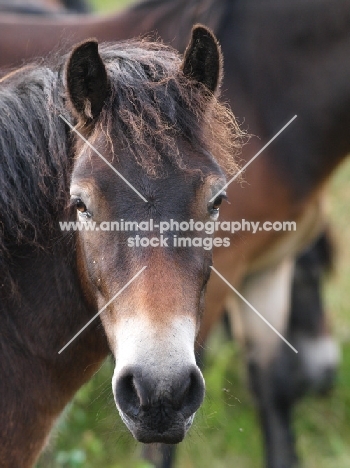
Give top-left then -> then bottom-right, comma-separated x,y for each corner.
72,135 -> 225,184
72,145 -> 225,192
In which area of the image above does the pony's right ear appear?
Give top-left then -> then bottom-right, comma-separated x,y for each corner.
182,25 -> 223,96
66,39 -> 108,121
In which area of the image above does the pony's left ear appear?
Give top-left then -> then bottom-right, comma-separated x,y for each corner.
66,39 -> 108,121
182,25 -> 223,95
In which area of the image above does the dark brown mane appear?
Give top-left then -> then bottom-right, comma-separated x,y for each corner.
0,63 -> 70,272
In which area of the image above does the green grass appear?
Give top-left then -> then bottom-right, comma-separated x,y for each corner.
37,0 -> 350,466
89,0 -> 135,12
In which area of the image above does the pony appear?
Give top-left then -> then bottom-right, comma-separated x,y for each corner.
0,25 -> 243,467
282,230 -> 338,397
0,1 -> 345,466
0,0 -> 90,15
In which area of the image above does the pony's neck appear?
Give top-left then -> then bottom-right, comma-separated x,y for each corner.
0,65 -> 109,466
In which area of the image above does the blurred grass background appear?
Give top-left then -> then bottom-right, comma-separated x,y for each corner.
36,0 -> 350,466
94,0 -> 131,11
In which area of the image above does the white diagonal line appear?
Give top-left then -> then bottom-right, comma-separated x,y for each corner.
58,266 -> 147,354
210,266 -> 298,353
59,115 -> 148,203
210,115 -> 297,202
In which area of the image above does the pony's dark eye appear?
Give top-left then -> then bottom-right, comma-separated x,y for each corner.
212,193 -> 227,210
75,198 -> 87,213
71,197 -> 92,218
209,193 -> 227,219
213,196 -> 224,210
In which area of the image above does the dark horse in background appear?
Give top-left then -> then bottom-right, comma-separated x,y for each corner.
0,0 -> 90,14
0,26 -> 243,467
0,1 -> 346,467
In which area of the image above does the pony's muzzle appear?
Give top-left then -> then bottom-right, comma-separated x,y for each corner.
114,365 -> 205,443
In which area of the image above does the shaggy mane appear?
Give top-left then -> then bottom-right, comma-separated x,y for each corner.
0,63 -> 70,272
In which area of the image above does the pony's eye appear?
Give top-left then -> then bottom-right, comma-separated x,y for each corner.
72,198 -> 93,218
209,193 -> 227,219
75,198 -> 87,213
213,196 -> 224,210
212,193 -> 227,210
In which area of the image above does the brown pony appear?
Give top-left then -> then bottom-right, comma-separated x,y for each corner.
0,0 -> 90,15
0,26 -> 243,467
0,1 -> 344,467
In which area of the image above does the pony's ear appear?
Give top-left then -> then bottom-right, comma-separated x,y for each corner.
66,39 -> 108,121
182,25 -> 223,95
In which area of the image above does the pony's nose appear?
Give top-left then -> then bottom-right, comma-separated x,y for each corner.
115,365 -> 205,421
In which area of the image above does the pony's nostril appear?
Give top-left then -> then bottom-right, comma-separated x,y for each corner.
116,371 -> 141,418
177,367 -> 205,417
